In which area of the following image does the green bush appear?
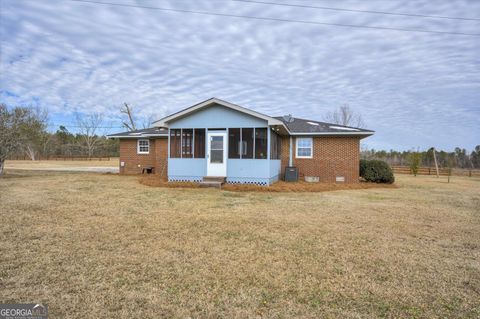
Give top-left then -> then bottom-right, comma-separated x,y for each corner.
359,160 -> 395,184
360,159 -> 368,177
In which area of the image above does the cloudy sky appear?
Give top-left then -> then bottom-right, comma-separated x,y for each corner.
1,0 -> 479,150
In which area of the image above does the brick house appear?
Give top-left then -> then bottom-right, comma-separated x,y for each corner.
108,98 -> 373,185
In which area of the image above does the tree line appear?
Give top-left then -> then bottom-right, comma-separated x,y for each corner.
0,104 -> 118,174
2,103 -> 479,175
361,147 -> 480,169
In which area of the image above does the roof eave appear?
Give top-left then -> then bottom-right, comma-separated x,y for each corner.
107,134 -> 167,139
289,131 -> 374,136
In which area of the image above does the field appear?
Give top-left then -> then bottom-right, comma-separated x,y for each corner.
4,159 -> 119,169
1,171 -> 479,318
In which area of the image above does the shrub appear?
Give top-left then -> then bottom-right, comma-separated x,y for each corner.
360,159 -> 368,177
408,152 -> 422,176
359,160 -> 395,184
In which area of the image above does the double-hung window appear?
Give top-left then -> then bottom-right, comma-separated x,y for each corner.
296,137 -> 312,158
137,139 -> 150,154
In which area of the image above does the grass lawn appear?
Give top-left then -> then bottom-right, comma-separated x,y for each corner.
0,171 -> 479,318
5,158 -> 119,169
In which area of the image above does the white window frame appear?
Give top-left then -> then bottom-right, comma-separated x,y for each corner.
137,139 -> 150,154
296,137 -> 313,158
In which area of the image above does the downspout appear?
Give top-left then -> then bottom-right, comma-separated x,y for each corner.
289,136 -> 293,167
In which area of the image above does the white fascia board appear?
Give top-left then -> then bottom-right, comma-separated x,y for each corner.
107,135 -> 167,139
290,131 -> 374,136
152,98 -> 283,127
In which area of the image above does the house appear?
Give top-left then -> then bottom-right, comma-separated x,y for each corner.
107,98 -> 374,185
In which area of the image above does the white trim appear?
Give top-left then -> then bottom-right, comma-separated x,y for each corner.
108,135 -> 167,139
137,139 -> 150,154
207,131 -> 227,177
152,98 -> 284,127
109,131 -> 373,139
290,131 -> 373,136
296,137 -> 313,159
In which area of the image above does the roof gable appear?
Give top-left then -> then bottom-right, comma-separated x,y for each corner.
152,98 -> 283,127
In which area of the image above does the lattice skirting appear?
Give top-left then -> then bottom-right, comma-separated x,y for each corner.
168,176 -> 203,183
225,177 -> 270,186
168,176 -> 276,186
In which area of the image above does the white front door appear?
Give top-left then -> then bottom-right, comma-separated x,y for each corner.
207,131 -> 227,177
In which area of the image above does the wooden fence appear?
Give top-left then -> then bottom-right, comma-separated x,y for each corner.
392,166 -> 480,177
8,155 -> 113,161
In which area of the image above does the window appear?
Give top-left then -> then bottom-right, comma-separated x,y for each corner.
194,129 -> 205,158
182,129 -> 193,158
210,136 -> 224,163
296,137 -> 313,158
255,128 -> 267,159
170,129 -> 181,158
137,139 -> 150,154
228,128 -> 241,159
242,128 -> 254,159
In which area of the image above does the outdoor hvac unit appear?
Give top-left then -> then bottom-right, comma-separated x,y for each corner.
284,166 -> 298,182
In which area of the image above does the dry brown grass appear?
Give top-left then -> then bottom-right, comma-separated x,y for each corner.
139,175 -> 397,192
5,158 -> 119,169
1,171 -> 479,318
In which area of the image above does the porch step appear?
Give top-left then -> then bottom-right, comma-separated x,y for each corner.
199,181 -> 223,189
200,176 -> 226,189
202,176 -> 226,183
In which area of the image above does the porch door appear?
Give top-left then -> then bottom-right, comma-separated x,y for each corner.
207,131 -> 227,177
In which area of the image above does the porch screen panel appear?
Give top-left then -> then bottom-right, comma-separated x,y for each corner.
228,128 -> 240,159
242,128 -> 254,159
194,129 -> 205,158
170,129 -> 181,158
270,131 -> 280,160
255,128 -> 267,159
182,129 -> 193,158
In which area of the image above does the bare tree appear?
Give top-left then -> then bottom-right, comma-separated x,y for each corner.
324,104 -> 365,128
120,103 -> 153,131
22,106 -> 49,160
140,114 -> 154,129
75,113 -> 104,158
0,104 -> 47,175
120,103 -> 137,131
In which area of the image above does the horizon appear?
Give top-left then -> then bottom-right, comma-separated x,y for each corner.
1,0 -> 479,151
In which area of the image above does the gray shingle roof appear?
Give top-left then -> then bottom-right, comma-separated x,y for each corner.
107,127 -> 168,138
274,116 -> 374,135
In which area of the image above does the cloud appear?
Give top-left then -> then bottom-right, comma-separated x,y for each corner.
1,0 -> 479,150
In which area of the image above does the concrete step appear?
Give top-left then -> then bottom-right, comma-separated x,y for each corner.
199,181 -> 223,189
202,176 -> 226,183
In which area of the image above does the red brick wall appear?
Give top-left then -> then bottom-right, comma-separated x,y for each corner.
119,138 -> 168,177
119,136 -> 359,183
280,136 -> 360,183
